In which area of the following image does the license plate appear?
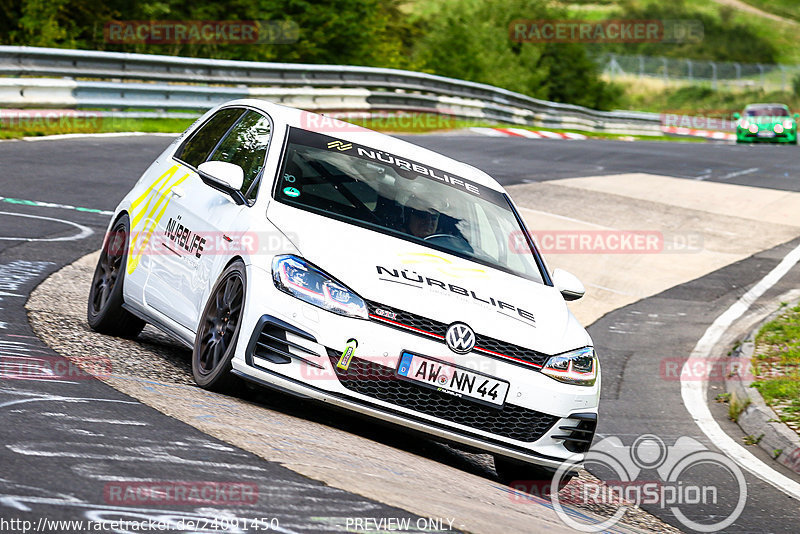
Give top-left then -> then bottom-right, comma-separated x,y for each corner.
396,351 -> 509,408
757,131 -> 775,137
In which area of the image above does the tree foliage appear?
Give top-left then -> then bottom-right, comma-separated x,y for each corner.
604,0 -> 779,64
1,0 -> 416,67
411,0 -> 622,109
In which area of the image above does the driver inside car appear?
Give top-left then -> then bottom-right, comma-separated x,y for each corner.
404,195 -> 441,238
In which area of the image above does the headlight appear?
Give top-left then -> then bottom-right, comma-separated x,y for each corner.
749,124 -> 758,133
775,124 -> 784,133
272,255 -> 368,319
783,120 -> 794,129
541,347 -> 597,386
739,121 -> 749,130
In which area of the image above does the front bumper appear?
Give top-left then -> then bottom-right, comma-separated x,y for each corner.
231,267 -> 600,470
737,129 -> 797,143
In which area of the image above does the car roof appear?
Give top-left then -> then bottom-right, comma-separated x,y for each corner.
744,103 -> 790,109
223,98 -> 507,192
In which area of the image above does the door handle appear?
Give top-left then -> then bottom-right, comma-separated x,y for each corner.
171,187 -> 185,198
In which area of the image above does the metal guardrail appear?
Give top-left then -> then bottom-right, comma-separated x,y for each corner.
0,46 -> 663,135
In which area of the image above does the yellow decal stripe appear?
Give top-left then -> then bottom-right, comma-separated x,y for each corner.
126,165 -> 190,275
130,165 -> 181,229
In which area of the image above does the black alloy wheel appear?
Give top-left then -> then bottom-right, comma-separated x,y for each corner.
87,214 -> 145,337
192,260 -> 246,391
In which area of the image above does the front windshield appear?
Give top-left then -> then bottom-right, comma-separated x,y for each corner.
745,105 -> 790,117
274,127 -> 545,283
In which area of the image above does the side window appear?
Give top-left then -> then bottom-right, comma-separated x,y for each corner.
175,108 -> 246,168
208,110 -> 272,199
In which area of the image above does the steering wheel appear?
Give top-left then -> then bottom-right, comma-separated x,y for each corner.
423,234 -> 473,253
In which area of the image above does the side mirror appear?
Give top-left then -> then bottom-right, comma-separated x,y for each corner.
197,161 -> 246,205
552,268 -> 585,301
732,112 -> 740,120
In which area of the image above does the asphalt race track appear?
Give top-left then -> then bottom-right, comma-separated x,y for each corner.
1,133 -> 800,533
401,135 -> 800,190
0,136 -> 432,534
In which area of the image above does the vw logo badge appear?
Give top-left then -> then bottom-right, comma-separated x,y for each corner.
446,322 -> 476,354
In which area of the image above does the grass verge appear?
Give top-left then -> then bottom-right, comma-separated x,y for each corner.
0,117 -> 197,140
752,304 -> 800,433
613,77 -> 800,116
0,112 -> 708,143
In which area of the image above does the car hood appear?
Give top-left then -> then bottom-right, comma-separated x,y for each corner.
267,201 -> 591,355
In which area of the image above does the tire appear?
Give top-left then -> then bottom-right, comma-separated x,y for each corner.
192,260 -> 246,392
87,214 -> 146,337
494,456 -> 575,496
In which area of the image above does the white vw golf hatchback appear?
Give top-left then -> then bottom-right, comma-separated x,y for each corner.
88,99 -> 599,486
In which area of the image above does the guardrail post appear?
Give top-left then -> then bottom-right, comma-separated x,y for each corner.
710,61 -> 717,90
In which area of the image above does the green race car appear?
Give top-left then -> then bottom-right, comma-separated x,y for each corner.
734,103 -> 798,144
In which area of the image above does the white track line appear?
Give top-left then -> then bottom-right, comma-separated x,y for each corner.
720,168 -> 759,180
0,196 -> 112,216
18,132 -> 179,142
0,211 -> 93,242
681,241 -> 800,500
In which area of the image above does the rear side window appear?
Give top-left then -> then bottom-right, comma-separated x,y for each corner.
176,108 -> 246,167
207,110 -> 272,199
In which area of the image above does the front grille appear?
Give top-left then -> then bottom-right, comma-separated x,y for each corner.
328,352 -> 558,443
367,301 -> 448,337
365,300 -> 550,369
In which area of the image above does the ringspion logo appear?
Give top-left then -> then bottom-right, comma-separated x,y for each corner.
508,434 -> 746,532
